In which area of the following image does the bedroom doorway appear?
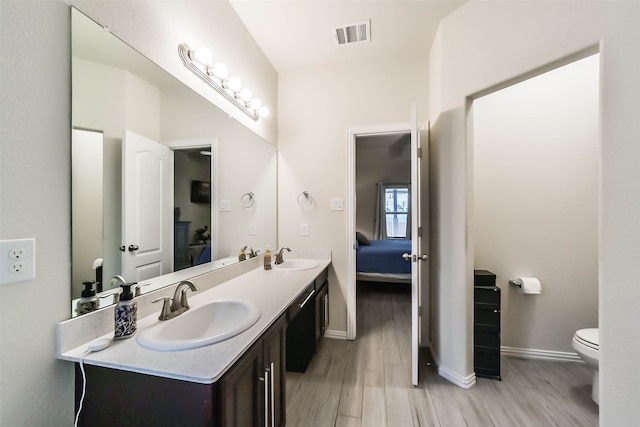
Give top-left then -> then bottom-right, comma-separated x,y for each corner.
347,105 -> 429,385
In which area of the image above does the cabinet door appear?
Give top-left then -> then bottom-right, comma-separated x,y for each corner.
219,341 -> 264,427
263,315 -> 286,427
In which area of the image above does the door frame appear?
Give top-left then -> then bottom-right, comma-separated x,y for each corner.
166,138 -> 218,260
346,122 -> 425,341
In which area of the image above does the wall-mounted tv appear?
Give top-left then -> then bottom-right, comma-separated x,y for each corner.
191,180 -> 210,204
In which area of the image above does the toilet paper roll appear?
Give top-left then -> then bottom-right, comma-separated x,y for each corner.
515,277 -> 541,295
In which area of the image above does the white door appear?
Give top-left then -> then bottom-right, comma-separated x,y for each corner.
122,130 -> 173,282
409,103 -> 427,386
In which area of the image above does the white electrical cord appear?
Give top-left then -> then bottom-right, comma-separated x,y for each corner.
74,349 -> 91,427
74,337 -> 110,427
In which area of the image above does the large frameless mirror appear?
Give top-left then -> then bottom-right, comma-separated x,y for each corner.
71,8 -> 277,317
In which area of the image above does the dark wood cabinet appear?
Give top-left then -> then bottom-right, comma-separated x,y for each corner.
220,314 -> 286,427
75,314 -> 286,426
474,270 -> 501,380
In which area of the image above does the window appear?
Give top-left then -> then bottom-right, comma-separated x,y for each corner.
384,186 -> 409,238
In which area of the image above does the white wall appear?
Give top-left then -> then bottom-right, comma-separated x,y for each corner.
161,88 -> 278,259
70,0 -> 278,144
0,1 -> 277,425
278,58 -> 428,334
429,1 -> 640,424
73,58 -> 163,293
473,55 -> 599,353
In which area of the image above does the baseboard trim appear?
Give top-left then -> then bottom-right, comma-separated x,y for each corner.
438,365 -> 476,389
324,329 -> 348,340
501,346 -> 582,362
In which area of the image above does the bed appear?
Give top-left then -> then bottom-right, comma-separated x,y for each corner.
356,237 -> 412,283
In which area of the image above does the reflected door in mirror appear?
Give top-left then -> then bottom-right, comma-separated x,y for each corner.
122,130 -> 173,281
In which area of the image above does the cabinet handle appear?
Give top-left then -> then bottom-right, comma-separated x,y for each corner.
493,309 -> 500,313
262,367 -> 270,427
299,289 -> 315,308
270,362 -> 275,427
323,295 -> 329,331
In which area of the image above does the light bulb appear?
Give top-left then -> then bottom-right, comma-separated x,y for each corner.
192,46 -> 212,65
249,98 -> 262,110
226,76 -> 242,92
239,88 -> 253,102
209,62 -> 228,80
258,106 -> 270,118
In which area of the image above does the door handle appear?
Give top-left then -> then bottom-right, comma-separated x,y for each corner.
402,253 -> 428,262
119,245 -> 126,252
128,244 -> 139,252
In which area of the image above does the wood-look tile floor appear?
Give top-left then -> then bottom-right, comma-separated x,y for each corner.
285,282 -> 599,426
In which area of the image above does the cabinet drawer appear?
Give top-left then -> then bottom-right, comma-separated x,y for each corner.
474,286 -> 500,304
474,348 -> 501,378
474,328 -> 500,349
474,306 -> 500,327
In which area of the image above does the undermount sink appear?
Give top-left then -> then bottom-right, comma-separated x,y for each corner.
273,259 -> 320,271
137,299 -> 261,351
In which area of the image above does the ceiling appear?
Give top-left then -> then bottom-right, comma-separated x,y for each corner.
229,0 -> 466,73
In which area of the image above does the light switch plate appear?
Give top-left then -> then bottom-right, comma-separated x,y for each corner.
331,198 -> 344,211
249,223 -> 257,236
219,200 -> 231,212
0,238 -> 36,285
301,223 -> 309,236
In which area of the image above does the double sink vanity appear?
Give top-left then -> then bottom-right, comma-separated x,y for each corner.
57,252 -> 330,426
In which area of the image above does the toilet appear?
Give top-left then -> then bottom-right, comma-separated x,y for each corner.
572,328 -> 599,404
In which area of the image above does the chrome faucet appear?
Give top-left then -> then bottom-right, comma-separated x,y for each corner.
106,275 -> 127,303
275,247 -> 291,265
243,245 -> 258,258
109,275 -> 127,287
152,280 -> 199,321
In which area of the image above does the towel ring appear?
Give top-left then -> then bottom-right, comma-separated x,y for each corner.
297,191 -> 313,208
240,192 -> 255,208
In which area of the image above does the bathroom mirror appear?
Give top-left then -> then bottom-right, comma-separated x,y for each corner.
70,8 -> 277,316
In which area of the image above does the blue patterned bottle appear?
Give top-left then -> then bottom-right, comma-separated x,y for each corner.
114,283 -> 137,340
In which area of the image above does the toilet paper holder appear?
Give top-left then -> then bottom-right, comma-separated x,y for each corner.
508,277 -> 542,294
509,278 -> 523,288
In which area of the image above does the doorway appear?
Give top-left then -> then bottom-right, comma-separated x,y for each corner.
347,111 -> 428,385
471,53 -> 600,356
173,147 -> 213,270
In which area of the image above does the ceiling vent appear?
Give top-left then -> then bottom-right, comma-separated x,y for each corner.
333,20 -> 371,46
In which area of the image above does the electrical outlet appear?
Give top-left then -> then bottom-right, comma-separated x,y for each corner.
0,238 -> 36,285
9,248 -> 25,260
9,262 -> 25,273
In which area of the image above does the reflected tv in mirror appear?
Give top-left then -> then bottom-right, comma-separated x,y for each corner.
191,180 -> 210,204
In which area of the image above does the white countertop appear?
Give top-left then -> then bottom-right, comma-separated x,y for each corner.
58,256 -> 330,384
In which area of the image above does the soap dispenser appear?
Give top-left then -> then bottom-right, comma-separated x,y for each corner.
264,245 -> 272,270
114,282 -> 137,340
76,280 -> 99,315
239,247 -> 247,262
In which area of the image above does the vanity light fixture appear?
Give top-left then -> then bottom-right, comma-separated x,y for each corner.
179,44 -> 270,121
